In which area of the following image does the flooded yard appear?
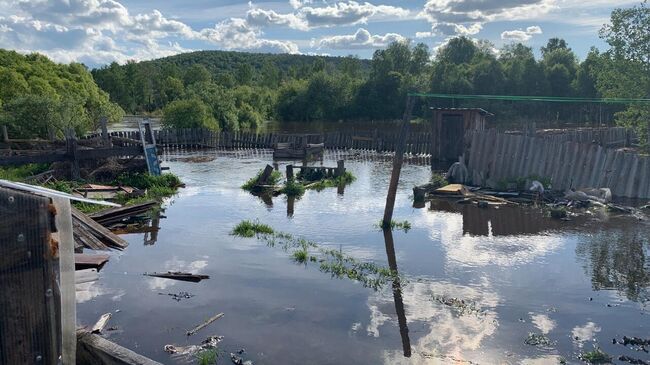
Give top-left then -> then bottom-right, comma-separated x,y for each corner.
77,150 -> 649,364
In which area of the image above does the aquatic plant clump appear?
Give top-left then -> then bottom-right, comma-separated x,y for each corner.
231,220 -> 275,237
376,219 -> 412,233
231,220 -> 398,290
430,172 -> 448,189
195,348 -> 218,365
241,169 -> 282,191
306,171 -> 356,191
579,348 -> 612,364
281,180 -> 306,197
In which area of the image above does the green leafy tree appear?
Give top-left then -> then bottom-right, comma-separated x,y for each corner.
162,98 -> 219,130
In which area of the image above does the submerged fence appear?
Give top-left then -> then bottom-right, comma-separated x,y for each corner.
466,129 -> 650,199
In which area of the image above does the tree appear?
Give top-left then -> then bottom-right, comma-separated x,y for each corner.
600,1 -> 650,66
183,64 -> 212,86
541,38 -> 570,56
437,37 -> 477,65
236,64 -> 253,85
162,98 -> 219,130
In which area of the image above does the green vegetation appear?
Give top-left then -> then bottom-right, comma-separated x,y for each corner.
162,98 -> 219,131
232,220 -> 398,290
430,173 -> 448,190
376,219 -> 412,233
0,164 -> 48,181
524,333 -> 553,347
0,50 -> 123,139
0,166 -> 182,213
303,171 -> 356,191
241,169 -> 282,191
579,348 -> 612,364
281,180 -> 306,197
231,220 -> 275,238
195,349 -> 218,365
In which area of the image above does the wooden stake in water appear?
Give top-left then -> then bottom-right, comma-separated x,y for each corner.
382,96 -> 414,228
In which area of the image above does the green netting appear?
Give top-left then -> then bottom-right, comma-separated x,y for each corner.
408,92 -> 650,104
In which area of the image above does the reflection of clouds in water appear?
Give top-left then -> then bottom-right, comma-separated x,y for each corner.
413,209 -> 563,267
521,355 -> 566,364
530,313 -> 556,334
572,322 -> 601,348
367,278 -> 500,364
147,257 -> 208,290
76,282 -> 125,304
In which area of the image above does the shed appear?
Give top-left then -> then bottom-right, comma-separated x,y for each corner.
430,107 -> 492,169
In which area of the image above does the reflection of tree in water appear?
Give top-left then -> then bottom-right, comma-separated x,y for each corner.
576,229 -> 650,302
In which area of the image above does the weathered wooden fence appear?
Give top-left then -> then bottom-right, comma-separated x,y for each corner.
93,129 -> 435,155
466,129 -> 650,199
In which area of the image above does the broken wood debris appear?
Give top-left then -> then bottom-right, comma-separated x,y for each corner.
72,207 -> 128,250
75,253 -> 110,270
144,271 -> 210,283
89,200 -> 158,226
186,312 -> 225,336
77,329 -> 163,365
91,313 -> 112,334
75,269 -> 99,284
73,184 -> 139,200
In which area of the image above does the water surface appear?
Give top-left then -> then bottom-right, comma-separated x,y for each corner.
77,150 -> 650,364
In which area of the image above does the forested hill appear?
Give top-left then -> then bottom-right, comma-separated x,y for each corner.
142,50 -> 372,77
89,2 -> 646,138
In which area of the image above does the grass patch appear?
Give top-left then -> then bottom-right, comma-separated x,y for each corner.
115,172 -> 182,190
195,349 -> 218,365
242,169 -> 282,191
232,220 -> 398,290
0,164 -> 49,181
231,220 -> 275,238
579,348 -> 612,364
304,171 -> 356,192
292,249 -> 308,263
376,219 -> 412,233
281,180 -> 305,197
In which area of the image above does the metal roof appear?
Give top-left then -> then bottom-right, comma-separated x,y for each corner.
429,107 -> 494,116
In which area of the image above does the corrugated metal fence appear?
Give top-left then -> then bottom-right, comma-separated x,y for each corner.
466,129 -> 650,199
511,127 -> 637,149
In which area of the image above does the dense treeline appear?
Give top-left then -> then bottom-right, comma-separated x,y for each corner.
91,1 -> 648,140
0,50 -> 123,139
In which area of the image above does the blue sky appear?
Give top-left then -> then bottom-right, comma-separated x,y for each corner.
0,0 -> 641,67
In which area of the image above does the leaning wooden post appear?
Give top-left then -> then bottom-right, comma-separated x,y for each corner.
382,96 -> 414,228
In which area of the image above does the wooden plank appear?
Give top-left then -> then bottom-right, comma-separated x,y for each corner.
71,207 -> 128,250
186,313 -> 225,336
91,313 -> 111,334
77,331 -> 163,365
75,253 -> 110,270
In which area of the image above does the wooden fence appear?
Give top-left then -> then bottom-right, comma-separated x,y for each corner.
92,129 -> 436,155
466,129 -> 650,199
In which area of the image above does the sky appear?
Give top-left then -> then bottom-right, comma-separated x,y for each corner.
0,0 -> 641,68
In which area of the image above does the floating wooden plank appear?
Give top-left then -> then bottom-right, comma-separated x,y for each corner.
91,313 -> 112,334
77,330 -> 163,365
144,272 -> 209,283
75,253 -> 110,270
186,313 -> 224,336
75,269 -> 99,284
72,207 -> 128,250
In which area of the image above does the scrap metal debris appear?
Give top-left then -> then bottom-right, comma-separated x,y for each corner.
230,352 -> 253,365
158,291 -> 195,302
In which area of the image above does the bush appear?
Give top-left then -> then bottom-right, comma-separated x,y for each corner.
242,169 -> 282,191
281,180 -> 305,197
162,98 -> 219,131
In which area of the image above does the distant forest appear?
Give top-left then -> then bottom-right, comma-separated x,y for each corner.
0,2 -> 647,142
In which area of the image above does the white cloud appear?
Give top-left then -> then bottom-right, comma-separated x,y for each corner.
501,25 -> 543,41
316,28 -> 406,50
289,0 -> 316,9
199,18 -> 300,54
419,0 -> 556,37
246,7 -> 309,31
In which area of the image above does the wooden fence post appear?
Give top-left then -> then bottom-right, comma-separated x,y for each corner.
336,160 -> 345,177
382,96 -> 414,228
99,117 -> 110,147
65,129 -> 80,180
2,125 -> 8,143
286,165 -> 294,181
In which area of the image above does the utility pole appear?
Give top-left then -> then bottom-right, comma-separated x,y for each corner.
382,96 -> 415,228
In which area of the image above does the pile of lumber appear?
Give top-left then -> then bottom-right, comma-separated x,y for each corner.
88,200 -> 158,226
72,207 -> 128,251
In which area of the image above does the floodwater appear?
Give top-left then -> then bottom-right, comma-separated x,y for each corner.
77,150 -> 650,365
